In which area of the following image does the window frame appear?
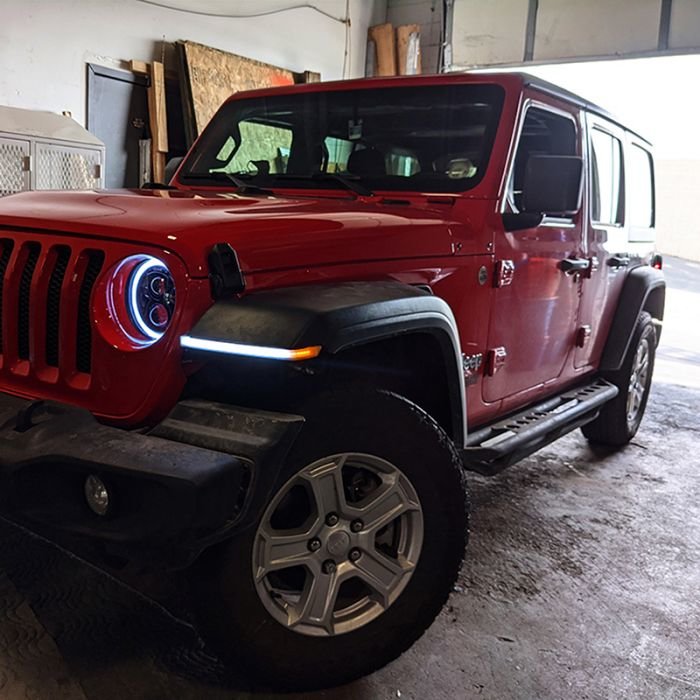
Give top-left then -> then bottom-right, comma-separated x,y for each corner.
588,124 -> 626,228
501,99 -> 581,228
626,139 -> 655,237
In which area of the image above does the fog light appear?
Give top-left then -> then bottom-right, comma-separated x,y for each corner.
84,475 -> 110,516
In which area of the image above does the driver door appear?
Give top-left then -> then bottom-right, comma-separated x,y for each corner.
483,101 -> 584,404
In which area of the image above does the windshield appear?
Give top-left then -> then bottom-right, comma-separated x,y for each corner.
179,83 -> 505,194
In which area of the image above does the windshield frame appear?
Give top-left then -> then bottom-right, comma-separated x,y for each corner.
176,82 -> 506,196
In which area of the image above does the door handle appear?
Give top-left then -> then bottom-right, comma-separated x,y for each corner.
559,257 -> 590,275
607,255 -> 630,268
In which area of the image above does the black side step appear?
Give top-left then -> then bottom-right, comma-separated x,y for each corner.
461,379 -> 618,476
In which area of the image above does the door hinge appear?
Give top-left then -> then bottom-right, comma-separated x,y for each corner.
494,260 -> 515,287
486,346 -> 507,376
576,325 -> 592,348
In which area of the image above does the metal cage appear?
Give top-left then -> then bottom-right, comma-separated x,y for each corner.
0,106 -> 105,196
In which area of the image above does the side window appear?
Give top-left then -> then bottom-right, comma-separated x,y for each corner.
590,128 -> 624,225
627,144 -> 654,228
213,120 -> 292,174
325,136 -> 354,173
511,107 -> 577,210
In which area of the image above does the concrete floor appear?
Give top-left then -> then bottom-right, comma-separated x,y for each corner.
0,258 -> 698,700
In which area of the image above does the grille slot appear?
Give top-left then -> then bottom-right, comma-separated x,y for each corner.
0,239 -> 14,353
76,250 -> 105,374
45,246 -> 71,367
18,243 -> 41,360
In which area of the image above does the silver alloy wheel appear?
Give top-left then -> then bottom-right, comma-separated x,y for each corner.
252,453 -> 424,637
627,336 -> 651,425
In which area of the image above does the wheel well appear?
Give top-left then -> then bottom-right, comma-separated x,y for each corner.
643,285 -> 665,345
323,334 -> 456,440
183,333 -> 461,444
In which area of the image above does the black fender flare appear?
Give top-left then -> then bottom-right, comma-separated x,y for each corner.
600,265 -> 665,372
184,281 -> 467,447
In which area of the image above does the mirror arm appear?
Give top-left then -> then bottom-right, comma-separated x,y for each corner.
502,212 -> 544,231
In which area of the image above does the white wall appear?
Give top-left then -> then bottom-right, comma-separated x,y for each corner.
0,0 -> 387,127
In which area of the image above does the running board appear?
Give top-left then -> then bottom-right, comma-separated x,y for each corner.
461,379 -> 618,476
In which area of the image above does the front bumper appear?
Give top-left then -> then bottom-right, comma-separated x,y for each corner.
0,392 -> 302,569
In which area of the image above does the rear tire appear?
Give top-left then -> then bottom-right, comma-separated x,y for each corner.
582,311 -> 656,446
188,389 -> 468,691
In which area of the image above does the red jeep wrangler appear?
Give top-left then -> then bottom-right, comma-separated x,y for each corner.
0,72 -> 664,690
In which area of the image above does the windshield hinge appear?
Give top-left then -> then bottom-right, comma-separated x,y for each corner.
208,243 -> 246,298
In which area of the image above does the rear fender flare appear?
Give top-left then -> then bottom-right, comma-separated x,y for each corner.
600,266 -> 666,372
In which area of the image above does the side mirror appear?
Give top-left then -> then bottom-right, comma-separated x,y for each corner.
165,157 -> 184,184
522,155 -> 583,216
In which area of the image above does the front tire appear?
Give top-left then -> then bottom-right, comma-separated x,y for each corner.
189,390 -> 468,691
582,311 -> 656,446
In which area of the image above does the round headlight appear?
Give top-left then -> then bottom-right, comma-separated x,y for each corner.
127,257 -> 176,341
103,254 -> 177,349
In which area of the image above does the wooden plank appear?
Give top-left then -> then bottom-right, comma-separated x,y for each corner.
176,42 -> 197,148
397,24 -> 422,75
147,60 -> 168,182
148,61 -> 168,153
129,59 -> 149,75
179,40 -> 296,136
368,23 -> 396,76
303,70 -> 322,83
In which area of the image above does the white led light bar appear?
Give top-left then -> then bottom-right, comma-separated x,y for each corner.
180,335 -> 321,361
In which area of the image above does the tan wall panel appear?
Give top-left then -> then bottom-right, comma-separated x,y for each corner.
656,159 -> 700,262
669,0 -> 700,49
452,0 -> 529,67
534,0 -> 662,62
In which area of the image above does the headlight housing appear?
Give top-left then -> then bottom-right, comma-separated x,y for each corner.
106,255 -> 176,348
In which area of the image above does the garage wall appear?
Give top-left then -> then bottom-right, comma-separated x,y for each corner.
451,0 -> 700,68
655,161 -> 700,262
386,0 -> 443,73
0,0 -> 386,127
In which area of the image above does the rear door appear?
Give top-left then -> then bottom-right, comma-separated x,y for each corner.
483,100 -> 584,403
574,114 -> 638,369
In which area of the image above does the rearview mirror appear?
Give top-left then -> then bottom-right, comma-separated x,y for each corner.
522,155 -> 583,216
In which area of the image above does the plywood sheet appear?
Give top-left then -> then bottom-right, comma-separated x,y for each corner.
178,40 -> 296,137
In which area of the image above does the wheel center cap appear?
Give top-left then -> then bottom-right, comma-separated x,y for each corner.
327,530 -> 351,557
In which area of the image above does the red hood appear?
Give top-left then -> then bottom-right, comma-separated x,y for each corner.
0,188 -> 478,277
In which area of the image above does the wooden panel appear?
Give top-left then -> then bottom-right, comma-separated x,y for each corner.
397,24 -> 422,75
368,23 -> 397,76
147,60 -> 168,183
178,40 -> 296,137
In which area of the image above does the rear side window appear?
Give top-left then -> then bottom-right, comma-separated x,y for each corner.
627,144 -> 654,228
590,129 -> 624,225
511,107 -> 577,210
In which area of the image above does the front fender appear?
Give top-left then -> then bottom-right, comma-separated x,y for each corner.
183,281 -> 467,447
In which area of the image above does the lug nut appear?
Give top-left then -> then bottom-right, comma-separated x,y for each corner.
322,559 -> 337,575
350,519 -> 363,533
325,512 -> 339,526
308,537 -> 321,552
349,548 -> 361,562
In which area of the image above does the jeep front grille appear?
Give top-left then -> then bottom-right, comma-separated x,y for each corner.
0,237 -> 104,379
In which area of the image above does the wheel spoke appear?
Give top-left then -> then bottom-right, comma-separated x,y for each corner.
254,527 -> 315,582
292,566 -> 342,633
303,456 -> 348,518
350,473 -> 420,533
353,549 -> 412,608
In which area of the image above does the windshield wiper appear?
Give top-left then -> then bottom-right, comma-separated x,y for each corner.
273,172 -> 374,197
182,171 -> 274,195
311,172 -> 374,197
